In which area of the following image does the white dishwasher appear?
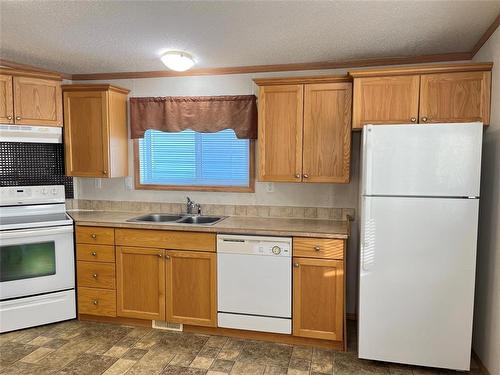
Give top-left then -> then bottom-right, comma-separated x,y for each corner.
217,234 -> 292,334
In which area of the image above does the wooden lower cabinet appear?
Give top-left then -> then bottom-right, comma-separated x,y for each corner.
292,257 -> 344,341
165,250 -> 217,327
78,287 -> 116,317
116,246 -> 166,321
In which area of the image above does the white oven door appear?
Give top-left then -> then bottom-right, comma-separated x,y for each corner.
0,226 -> 74,300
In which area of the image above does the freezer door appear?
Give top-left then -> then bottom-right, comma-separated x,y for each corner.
361,123 -> 482,197
358,196 -> 478,370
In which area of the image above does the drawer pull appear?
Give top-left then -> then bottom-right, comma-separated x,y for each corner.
92,273 -> 98,278
92,300 -> 98,305
314,246 -> 321,251
293,263 -> 299,268
91,251 -> 97,256
91,233 -> 97,239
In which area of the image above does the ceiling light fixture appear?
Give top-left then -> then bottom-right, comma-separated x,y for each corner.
160,51 -> 195,72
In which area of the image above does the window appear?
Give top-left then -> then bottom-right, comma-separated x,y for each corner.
136,129 -> 253,191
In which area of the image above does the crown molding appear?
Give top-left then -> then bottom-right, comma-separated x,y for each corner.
0,58 -> 72,80
471,13 -> 500,57
70,52 -> 472,81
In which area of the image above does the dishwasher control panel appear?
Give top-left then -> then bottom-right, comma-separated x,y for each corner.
217,234 -> 291,257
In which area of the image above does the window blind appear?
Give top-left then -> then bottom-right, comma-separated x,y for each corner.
138,129 -> 250,187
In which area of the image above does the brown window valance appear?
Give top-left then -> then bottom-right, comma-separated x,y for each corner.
130,95 -> 257,139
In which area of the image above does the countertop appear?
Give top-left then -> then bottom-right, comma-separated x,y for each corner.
68,210 -> 350,239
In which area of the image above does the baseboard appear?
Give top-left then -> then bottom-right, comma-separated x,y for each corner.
184,324 -> 344,351
78,314 -> 152,328
472,350 -> 491,375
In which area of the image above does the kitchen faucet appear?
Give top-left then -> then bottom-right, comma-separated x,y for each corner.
186,197 -> 201,215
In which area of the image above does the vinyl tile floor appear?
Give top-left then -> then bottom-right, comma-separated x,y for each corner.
0,320 -> 482,375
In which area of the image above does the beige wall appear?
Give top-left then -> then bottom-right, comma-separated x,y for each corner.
473,28 -> 500,375
74,68 -> 359,209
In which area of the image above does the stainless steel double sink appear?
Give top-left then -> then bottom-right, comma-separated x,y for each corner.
127,213 -> 226,226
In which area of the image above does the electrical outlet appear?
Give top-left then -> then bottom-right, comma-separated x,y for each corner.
124,176 -> 133,191
265,182 -> 274,193
94,179 -> 102,189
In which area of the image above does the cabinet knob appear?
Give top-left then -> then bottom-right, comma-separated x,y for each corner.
103,170 -> 107,175
91,251 -> 97,256
15,116 -> 21,121
314,246 -> 321,251
295,174 -> 301,179
165,255 -> 171,260
303,174 -> 309,179
421,117 -> 428,123
92,273 -> 98,278
91,233 -> 97,239
293,263 -> 299,268
410,117 -> 416,123
7,115 -> 12,120
92,300 -> 98,305
158,253 -> 163,258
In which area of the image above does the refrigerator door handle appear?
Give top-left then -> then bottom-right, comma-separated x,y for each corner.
362,126 -> 374,196
361,198 -> 375,271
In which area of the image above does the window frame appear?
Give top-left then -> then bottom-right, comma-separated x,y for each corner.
133,138 -> 255,193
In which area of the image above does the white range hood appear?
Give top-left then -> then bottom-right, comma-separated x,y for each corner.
0,124 -> 62,143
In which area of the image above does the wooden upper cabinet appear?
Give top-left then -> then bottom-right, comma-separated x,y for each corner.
0,74 -> 14,123
165,250 -> 217,327
254,76 -> 352,184
13,76 -> 62,126
303,82 -> 352,183
419,71 -> 491,125
350,63 -> 493,128
116,246 -> 165,321
257,84 -> 303,182
352,75 -> 420,129
63,84 -> 129,178
293,257 -> 344,341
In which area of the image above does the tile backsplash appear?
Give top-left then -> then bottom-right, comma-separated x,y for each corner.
67,199 -> 354,220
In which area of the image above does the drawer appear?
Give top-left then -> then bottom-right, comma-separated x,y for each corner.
76,226 -> 115,245
115,229 -> 216,252
293,237 -> 344,260
76,244 -> 115,263
78,287 -> 116,317
77,261 -> 116,289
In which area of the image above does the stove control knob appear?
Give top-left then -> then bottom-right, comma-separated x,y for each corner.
42,188 -> 48,195
272,246 -> 281,255
52,188 -> 57,195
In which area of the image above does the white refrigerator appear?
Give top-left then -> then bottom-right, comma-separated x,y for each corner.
358,123 -> 482,371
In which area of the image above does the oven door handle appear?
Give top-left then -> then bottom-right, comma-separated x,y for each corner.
0,226 -> 74,240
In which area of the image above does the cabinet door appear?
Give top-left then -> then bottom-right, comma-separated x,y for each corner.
116,247 -> 165,320
293,257 -> 344,341
165,250 -> 217,327
13,76 -> 62,126
352,75 -> 420,129
303,82 -> 352,183
63,90 -> 109,177
419,71 -> 491,125
258,85 -> 303,182
0,74 -> 13,123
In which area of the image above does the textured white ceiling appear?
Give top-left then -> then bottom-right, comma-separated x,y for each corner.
1,1 -> 499,74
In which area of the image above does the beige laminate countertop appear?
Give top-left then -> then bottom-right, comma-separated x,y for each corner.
68,210 -> 350,239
